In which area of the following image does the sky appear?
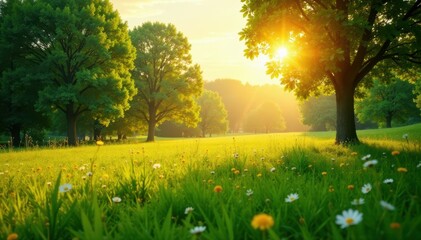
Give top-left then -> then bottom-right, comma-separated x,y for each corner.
108,0 -> 276,85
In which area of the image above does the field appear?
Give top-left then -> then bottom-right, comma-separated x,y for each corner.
1,124 -> 421,240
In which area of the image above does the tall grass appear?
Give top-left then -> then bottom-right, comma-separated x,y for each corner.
0,125 -> 420,239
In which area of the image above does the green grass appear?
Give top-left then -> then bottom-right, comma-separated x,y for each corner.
0,124 -> 420,239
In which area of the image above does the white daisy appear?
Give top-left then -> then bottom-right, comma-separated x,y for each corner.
285,193 -> 299,203
363,160 -> 378,168
112,197 -> 122,203
351,198 -> 365,205
383,178 -> 394,184
152,163 -> 161,169
380,200 -> 395,211
59,183 -> 72,193
335,209 -> 363,229
246,189 -> 254,197
190,226 -> 206,234
361,183 -> 372,194
361,154 -> 371,161
184,207 -> 194,214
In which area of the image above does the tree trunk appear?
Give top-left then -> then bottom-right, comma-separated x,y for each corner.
386,113 -> 392,128
10,123 -> 21,148
66,104 -> 78,146
335,83 -> 359,144
146,119 -> 155,142
93,120 -> 103,141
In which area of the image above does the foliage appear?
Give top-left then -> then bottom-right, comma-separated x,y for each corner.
197,90 -> 228,137
0,0 -> 137,146
0,0 -> 50,147
129,22 -> 203,142
0,126 -> 421,239
300,95 -> 337,131
243,101 -> 286,133
356,79 -> 420,128
239,0 -> 421,144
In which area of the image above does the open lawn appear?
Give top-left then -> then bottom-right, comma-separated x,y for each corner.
1,124 -> 421,239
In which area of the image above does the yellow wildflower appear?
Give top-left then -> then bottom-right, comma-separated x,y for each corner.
251,213 -> 274,231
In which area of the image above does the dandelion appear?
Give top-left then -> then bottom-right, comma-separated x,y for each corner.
7,233 -> 18,240
402,133 -> 408,139
351,152 -> 358,156
46,182 -> 52,187
270,167 -> 276,172
214,185 -> 223,193
322,171 -> 327,176
112,197 -> 122,203
335,209 -> 363,229
363,160 -> 378,168
251,213 -> 274,230
361,154 -> 371,161
347,185 -> 354,190
96,140 -> 104,146
391,150 -> 400,156
256,173 -> 262,177
234,170 -> 240,175
233,153 -> 239,158
291,167 -> 297,171
328,185 -> 335,192
184,207 -> 194,214
190,226 -> 206,235
397,167 -> 407,173
152,163 -> 161,169
417,162 -> 421,168
285,193 -> 299,203
246,189 -> 254,197
351,198 -> 365,205
383,178 -> 394,184
210,171 -> 215,174
59,183 -> 72,193
380,200 -> 395,211
361,183 -> 372,194
87,172 -> 93,177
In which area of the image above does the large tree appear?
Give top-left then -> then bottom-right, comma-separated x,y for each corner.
3,0 -> 136,146
130,22 -> 203,142
197,90 -> 228,137
356,79 -> 419,128
0,0 -> 50,147
240,0 -> 421,144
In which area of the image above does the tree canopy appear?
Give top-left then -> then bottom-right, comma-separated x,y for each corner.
197,90 -> 228,137
0,0 -> 137,146
130,22 -> 203,142
243,101 -> 286,133
240,0 -> 421,144
356,78 -> 419,128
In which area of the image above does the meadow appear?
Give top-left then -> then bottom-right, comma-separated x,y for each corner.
1,124 -> 421,240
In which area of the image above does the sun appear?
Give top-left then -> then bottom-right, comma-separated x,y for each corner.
275,46 -> 288,60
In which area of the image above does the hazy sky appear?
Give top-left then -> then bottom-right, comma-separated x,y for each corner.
109,0 -> 276,85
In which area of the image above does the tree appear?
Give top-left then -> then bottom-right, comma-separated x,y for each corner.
197,90 -> 228,137
0,0 -> 50,147
240,0 -> 421,144
130,22 -> 203,142
3,0 -> 136,146
243,101 -> 286,133
356,79 -> 419,128
300,95 -> 337,131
